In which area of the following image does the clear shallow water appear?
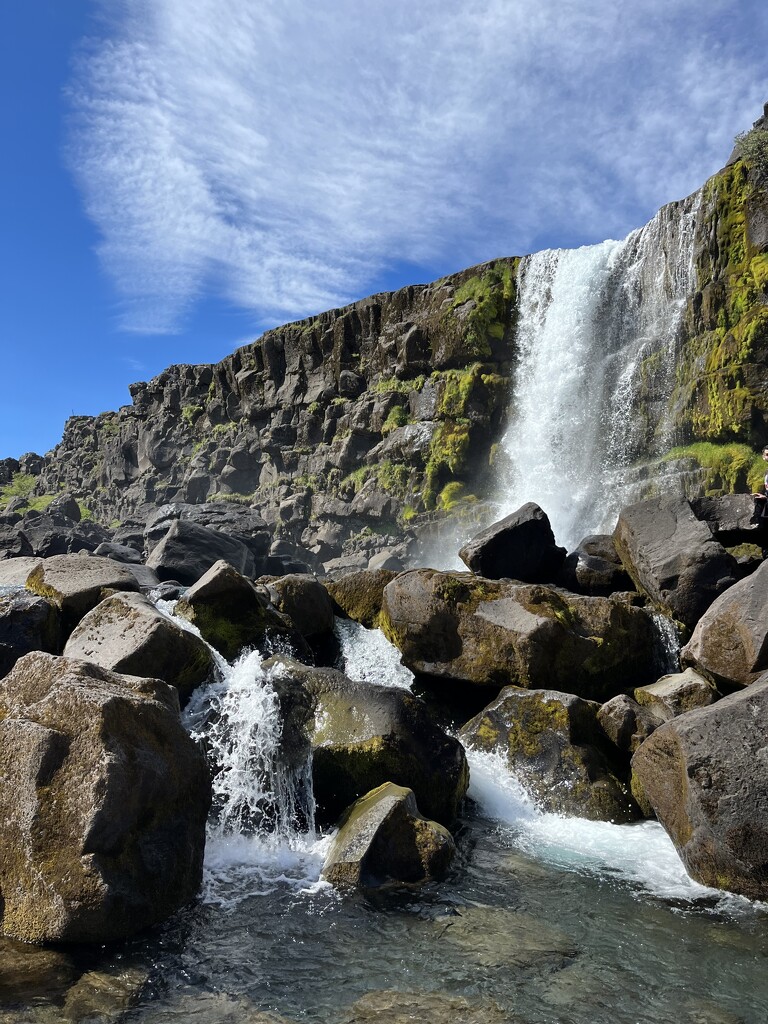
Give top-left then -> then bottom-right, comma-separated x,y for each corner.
3,619 -> 768,1023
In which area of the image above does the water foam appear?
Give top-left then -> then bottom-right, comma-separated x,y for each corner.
334,617 -> 413,690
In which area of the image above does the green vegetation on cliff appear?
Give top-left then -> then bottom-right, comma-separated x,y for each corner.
663,441 -> 765,494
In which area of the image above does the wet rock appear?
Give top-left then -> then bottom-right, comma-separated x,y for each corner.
324,569 -> 398,628
681,558 -> 768,689
380,569 -> 657,701
265,574 -> 335,638
0,591 -> 60,677
146,519 -> 257,585
24,554 -> 140,638
461,687 -> 638,821
0,652 -> 210,943
576,533 -> 623,562
559,549 -> 633,596
633,667 -> 719,721
597,694 -> 662,754
64,591 -> 214,705
459,502 -> 566,582
631,676 -> 768,899
176,560 -> 308,661
262,656 -> 469,826
119,561 -> 162,591
136,993 -> 292,1023
321,782 -> 455,887
613,496 -> 738,628
60,966 -> 148,1023
339,989 -> 516,1024
0,937 -> 77,1006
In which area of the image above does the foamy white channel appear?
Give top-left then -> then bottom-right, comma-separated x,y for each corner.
334,617 -> 414,690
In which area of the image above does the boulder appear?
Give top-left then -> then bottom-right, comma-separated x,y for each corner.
146,519 -> 257,585
576,533 -> 623,562
176,560 -> 308,661
631,677 -> 768,899
0,653 -> 210,943
559,549 -> 633,596
24,554 -> 140,638
262,656 -> 469,826
680,558 -> 768,689
380,569 -> 657,701
367,549 -> 405,572
321,783 -> 455,887
93,541 -> 144,564
0,555 -> 42,586
18,511 -> 110,557
143,502 -> 271,563
633,667 -> 719,721
597,694 -> 662,755
265,574 -> 335,638
689,493 -> 760,547
324,568 -> 398,628
0,591 -> 60,677
458,502 -> 566,582
612,496 -> 738,628
64,592 -> 214,705
47,493 -> 81,522
461,687 -> 638,821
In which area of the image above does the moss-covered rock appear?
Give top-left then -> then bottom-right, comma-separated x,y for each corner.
461,687 -> 639,821
380,569 -> 657,701
324,568 -> 398,628
261,656 -> 468,826
321,782 -> 455,888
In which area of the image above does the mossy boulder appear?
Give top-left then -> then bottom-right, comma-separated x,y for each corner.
631,676 -> 768,899
265,573 -> 335,638
323,568 -> 398,628
380,569 -> 657,701
0,653 -> 210,943
24,554 -> 141,639
633,667 -> 719,720
64,591 -> 214,706
681,557 -> 768,688
460,687 -> 638,821
321,782 -> 455,888
176,560 -> 308,662
261,656 -> 468,826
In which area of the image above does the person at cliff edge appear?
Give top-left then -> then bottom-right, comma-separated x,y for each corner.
751,444 -> 768,554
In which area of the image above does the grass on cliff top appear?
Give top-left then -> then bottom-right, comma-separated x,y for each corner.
664,441 -> 765,493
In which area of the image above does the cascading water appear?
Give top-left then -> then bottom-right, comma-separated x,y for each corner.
499,192 -> 701,549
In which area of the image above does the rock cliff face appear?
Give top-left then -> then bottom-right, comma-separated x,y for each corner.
6,117 -> 768,565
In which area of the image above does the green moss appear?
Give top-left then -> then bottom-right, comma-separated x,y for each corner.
0,472 -> 37,506
211,422 -> 236,438
663,441 -> 763,494
182,404 -> 204,426
436,481 -> 477,512
448,264 -> 517,358
208,491 -> 253,505
423,421 -> 472,510
307,400 -> 322,416
381,405 -> 409,435
370,376 -> 426,395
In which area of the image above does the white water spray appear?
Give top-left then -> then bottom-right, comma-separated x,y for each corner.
499,192 -> 701,548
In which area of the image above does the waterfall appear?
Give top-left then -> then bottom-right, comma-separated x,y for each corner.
499,191 -> 701,549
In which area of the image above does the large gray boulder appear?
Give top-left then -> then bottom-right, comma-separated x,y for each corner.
631,677 -> 768,899
64,592 -> 214,705
265,574 -> 335,639
597,694 -> 662,756
146,519 -> 257,585
461,687 -> 638,821
262,656 -> 469,826
380,569 -> 657,701
24,554 -> 141,638
681,558 -> 768,689
0,653 -> 210,943
16,510 -> 110,558
144,502 -> 271,563
459,503 -> 566,582
176,560 -> 308,661
0,591 -> 60,677
633,667 -> 718,720
321,783 -> 455,888
612,496 -> 738,628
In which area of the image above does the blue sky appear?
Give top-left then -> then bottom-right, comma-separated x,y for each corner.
1,1 -> 766,460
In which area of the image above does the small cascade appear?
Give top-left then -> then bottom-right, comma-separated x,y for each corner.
499,191 -> 701,549
334,617 -> 414,690
650,612 -> 683,676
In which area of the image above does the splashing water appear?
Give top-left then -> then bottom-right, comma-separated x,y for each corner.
334,617 -> 414,690
499,192 -> 701,549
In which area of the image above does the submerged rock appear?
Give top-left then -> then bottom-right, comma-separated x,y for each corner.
380,569 -> 657,700
64,591 -> 214,705
459,502 -> 566,582
432,905 -> 578,971
321,782 -> 455,888
339,989 -> 517,1024
613,496 -> 738,628
461,687 -> 638,821
631,676 -> 768,899
0,652 -> 210,943
262,656 -> 468,826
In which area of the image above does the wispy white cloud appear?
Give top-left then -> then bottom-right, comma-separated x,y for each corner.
69,0 -> 767,333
